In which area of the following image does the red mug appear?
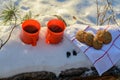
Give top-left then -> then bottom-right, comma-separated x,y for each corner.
46,19 -> 66,44
20,19 -> 41,46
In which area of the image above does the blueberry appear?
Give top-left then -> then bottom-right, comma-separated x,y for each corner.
66,51 -> 71,58
73,50 -> 77,56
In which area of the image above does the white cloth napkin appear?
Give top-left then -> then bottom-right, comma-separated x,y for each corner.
65,24 -> 120,75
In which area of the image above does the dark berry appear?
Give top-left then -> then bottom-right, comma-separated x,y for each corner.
66,51 -> 71,58
73,50 -> 77,56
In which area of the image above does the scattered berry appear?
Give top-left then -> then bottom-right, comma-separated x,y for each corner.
73,50 -> 77,56
66,51 -> 71,58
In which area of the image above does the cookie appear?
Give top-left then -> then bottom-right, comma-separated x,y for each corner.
84,32 -> 94,46
96,30 -> 112,44
93,37 -> 103,50
75,30 -> 86,43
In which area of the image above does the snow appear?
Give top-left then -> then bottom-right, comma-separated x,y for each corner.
0,26 -> 92,78
0,0 -> 120,78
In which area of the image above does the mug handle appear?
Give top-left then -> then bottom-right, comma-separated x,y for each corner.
31,37 -> 37,46
46,32 -> 51,44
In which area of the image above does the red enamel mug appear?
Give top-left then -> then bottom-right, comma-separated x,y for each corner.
46,19 -> 66,44
20,19 -> 41,46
